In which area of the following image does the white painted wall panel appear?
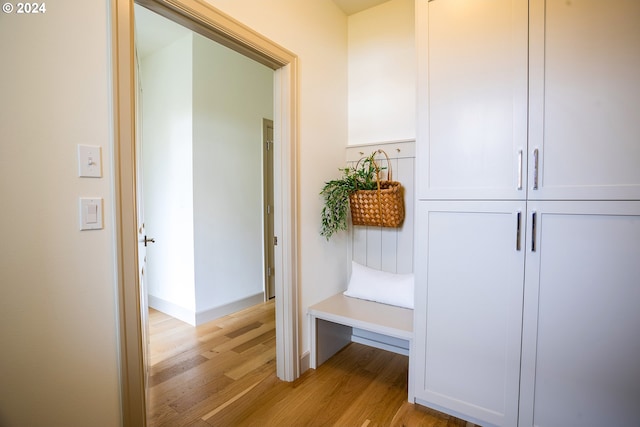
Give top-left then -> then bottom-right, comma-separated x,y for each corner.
0,1 -> 121,424
142,34 -> 196,319
348,0 -> 416,145
193,33 -> 273,315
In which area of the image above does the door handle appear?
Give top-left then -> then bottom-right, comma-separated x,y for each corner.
143,235 -> 156,247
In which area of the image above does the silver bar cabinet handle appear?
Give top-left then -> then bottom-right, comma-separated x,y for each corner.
533,148 -> 539,190
516,211 -> 522,251
531,211 -> 537,252
517,150 -> 523,190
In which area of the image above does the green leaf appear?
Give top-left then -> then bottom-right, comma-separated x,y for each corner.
319,150 -> 387,239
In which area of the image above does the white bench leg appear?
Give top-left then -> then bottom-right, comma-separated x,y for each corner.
310,316 -> 353,369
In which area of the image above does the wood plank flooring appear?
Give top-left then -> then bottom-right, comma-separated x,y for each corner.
148,300 -> 474,427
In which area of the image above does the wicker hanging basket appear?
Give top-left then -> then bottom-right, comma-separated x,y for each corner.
349,150 -> 405,228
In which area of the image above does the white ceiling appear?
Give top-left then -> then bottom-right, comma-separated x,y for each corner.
135,1 -> 391,59
134,5 -> 189,59
332,0 -> 391,15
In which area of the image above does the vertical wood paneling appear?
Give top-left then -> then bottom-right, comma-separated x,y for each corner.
346,141 -> 415,274
396,156 -> 415,274
351,227 -> 368,266
380,227 -> 398,272
367,228 -> 383,269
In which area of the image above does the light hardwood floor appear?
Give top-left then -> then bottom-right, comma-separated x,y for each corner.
148,300 -> 474,427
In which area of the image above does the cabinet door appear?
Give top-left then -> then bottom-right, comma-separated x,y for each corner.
529,0 -> 640,200
413,201 -> 525,427
416,0 -> 528,200
519,201 -> 640,427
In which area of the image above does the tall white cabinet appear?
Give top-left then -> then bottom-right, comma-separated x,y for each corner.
413,1 -> 640,426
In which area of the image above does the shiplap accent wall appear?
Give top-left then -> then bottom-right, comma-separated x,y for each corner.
346,140 -> 415,354
346,140 -> 415,274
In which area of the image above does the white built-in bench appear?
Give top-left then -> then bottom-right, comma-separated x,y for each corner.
308,293 -> 415,401
308,140 -> 416,401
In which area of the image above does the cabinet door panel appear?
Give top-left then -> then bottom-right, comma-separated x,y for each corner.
520,201 -> 640,427
414,201 -> 525,427
416,0 -> 528,200
529,0 -> 640,200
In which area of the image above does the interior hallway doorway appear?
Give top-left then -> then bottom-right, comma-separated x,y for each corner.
135,3 -> 275,326
112,0 -> 301,424
134,3 -> 277,421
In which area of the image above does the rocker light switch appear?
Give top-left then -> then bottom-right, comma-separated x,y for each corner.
80,198 -> 103,230
86,204 -> 98,223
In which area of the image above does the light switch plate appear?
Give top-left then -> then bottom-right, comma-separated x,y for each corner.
80,198 -> 103,230
78,145 -> 102,178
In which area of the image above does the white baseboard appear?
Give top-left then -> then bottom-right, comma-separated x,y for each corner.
300,350 -> 310,373
148,295 -> 196,325
195,292 -> 265,325
148,292 -> 265,326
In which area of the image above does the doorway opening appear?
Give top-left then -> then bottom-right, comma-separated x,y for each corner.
135,3 -> 273,324
263,118 -> 275,300
112,1 -> 300,425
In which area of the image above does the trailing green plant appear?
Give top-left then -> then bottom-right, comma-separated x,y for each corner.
320,151 -> 385,240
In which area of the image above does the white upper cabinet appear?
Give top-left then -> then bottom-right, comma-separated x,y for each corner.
418,0 -> 640,201
416,0 -> 528,200
528,0 -> 640,200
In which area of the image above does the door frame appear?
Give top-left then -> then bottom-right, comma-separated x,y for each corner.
263,118 -> 275,300
111,1 -> 299,425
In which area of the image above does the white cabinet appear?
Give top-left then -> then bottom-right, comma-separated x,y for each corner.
414,1 -> 640,426
414,201 -> 526,427
528,0 -> 640,200
418,0 -> 640,201
414,200 -> 640,427
519,201 -> 640,427
416,0 -> 528,200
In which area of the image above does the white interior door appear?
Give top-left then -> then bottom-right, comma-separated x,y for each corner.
134,46 -> 151,396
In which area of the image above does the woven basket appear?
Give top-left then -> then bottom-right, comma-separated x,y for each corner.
349,150 -> 405,228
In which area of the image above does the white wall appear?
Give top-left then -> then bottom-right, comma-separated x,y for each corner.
0,1 -> 121,426
348,0 -> 415,145
192,33 -> 274,317
142,34 -> 197,321
202,0 -> 350,358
